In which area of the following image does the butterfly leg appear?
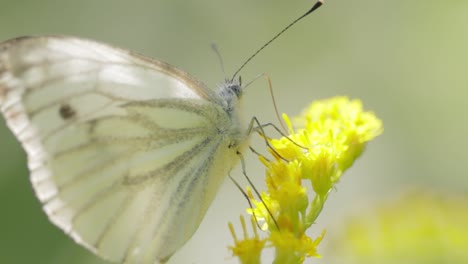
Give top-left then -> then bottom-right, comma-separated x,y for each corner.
235,150 -> 280,230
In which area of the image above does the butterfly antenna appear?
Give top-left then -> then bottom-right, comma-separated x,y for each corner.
231,0 -> 324,80
211,43 -> 227,77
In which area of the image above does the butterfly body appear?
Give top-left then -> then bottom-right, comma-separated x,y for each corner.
0,36 -> 250,263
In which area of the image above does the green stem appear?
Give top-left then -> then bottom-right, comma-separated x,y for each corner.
305,192 -> 329,228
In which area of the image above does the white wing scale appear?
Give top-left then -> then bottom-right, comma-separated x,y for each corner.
0,36 -> 249,263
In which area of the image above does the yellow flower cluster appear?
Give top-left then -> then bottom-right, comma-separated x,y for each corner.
229,97 -> 383,264
228,216 -> 267,264
329,191 -> 468,264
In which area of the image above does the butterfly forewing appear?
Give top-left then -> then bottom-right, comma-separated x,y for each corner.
0,36 -> 248,263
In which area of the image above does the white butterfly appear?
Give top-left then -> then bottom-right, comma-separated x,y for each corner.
0,36 -> 250,263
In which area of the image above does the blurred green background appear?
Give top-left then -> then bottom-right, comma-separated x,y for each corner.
0,0 -> 467,263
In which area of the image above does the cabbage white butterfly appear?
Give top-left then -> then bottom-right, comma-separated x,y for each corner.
0,2 -> 323,263
1,36 -> 249,263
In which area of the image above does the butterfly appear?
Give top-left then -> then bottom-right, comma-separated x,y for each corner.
0,36 -> 250,263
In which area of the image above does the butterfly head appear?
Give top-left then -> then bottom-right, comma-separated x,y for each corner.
218,76 -> 243,113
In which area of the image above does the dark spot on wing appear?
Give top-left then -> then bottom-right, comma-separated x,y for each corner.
59,104 -> 76,119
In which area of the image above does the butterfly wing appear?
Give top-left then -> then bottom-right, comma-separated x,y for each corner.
0,36 -> 245,263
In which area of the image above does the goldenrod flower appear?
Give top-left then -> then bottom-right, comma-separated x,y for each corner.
328,191 -> 468,264
228,216 -> 267,264
229,97 -> 383,264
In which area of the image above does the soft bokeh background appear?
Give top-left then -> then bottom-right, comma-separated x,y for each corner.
0,0 -> 467,263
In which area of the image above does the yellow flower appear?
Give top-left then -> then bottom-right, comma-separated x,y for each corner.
328,191 -> 468,264
270,229 -> 326,263
271,97 -> 383,193
228,97 -> 383,264
228,216 -> 267,264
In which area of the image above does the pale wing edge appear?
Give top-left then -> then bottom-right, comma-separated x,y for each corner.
0,35 -> 219,104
